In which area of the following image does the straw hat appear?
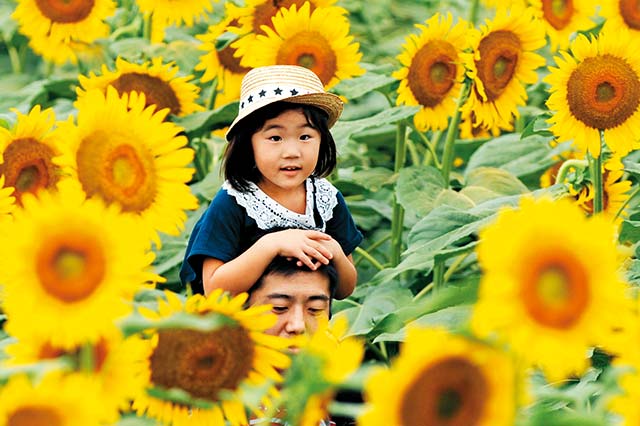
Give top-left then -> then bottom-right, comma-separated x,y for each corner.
225,65 -> 344,141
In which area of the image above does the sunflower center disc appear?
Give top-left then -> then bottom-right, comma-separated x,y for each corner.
543,0 -> 573,29
111,73 -> 182,116
151,326 -> 255,400
408,40 -> 458,108
276,31 -> 338,86
0,138 -> 57,202
34,0 -> 95,23
253,0 -> 309,35
218,45 -> 250,74
620,0 -> 640,30
400,356 -> 488,426
36,236 -> 106,303
522,254 -> 590,329
8,406 -> 63,426
567,55 -> 640,129
476,30 -> 521,101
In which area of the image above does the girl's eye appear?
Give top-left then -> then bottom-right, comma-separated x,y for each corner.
300,134 -> 316,141
268,135 -> 282,142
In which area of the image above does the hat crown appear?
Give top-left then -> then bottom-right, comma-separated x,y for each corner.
240,65 -> 325,99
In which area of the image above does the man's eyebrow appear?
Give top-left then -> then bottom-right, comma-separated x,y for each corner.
307,295 -> 330,302
266,293 -> 293,300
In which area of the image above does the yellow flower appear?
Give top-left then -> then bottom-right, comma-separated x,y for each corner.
359,327 -> 520,426
599,0 -> 640,38
0,106 -> 71,205
0,373 -> 105,426
78,57 -> 203,117
528,0 -> 598,51
607,312 -> 640,425
236,2 -> 364,89
135,0 -> 214,43
472,196 -> 630,380
545,24 -> 640,156
4,329 -> 151,422
393,13 -> 475,131
195,8 -> 252,108
12,0 -> 115,64
133,290 -> 291,426
461,6 -> 546,131
0,176 -> 16,220
55,87 -> 198,245
0,180 -> 158,349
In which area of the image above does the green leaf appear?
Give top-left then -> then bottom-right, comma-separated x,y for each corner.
332,105 -> 420,146
117,414 -> 160,426
466,133 -> 556,177
173,102 -> 238,137
460,167 -> 529,204
344,285 -> 413,337
395,165 -> 446,220
332,71 -> 397,100
374,305 -> 473,343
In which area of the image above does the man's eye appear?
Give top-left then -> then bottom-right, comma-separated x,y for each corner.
272,306 -> 287,313
308,308 -> 324,315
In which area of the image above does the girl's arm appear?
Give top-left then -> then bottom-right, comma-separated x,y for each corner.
202,229 -> 334,296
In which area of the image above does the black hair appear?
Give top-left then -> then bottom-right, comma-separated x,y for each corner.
223,101 -> 337,192
248,256 -> 338,301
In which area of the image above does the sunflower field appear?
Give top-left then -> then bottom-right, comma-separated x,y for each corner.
2,0 -> 640,424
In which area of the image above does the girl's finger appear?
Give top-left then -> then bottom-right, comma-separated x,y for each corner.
304,230 -> 332,240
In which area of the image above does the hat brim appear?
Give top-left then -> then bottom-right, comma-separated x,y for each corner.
225,92 -> 343,141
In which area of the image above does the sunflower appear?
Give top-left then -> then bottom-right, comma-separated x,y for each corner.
0,373 -> 105,426
0,106 -> 70,205
359,327 -> 519,426
393,13 -> 475,132
195,8 -> 252,108
55,87 -> 198,244
528,0 -> 598,51
78,57 -> 203,118
608,315 -> 640,425
230,0 -> 337,59
572,156 -> 632,221
12,0 -> 115,64
545,25 -> 640,157
0,176 -> 16,220
599,0 -> 640,37
133,290 -> 291,426
279,316 -> 363,426
236,2 -> 364,89
4,328 -> 151,421
461,6 -> 546,131
472,196 -> 630,380
136,0 -> 214,43
458,110 -> 503,139
0,180 -> 158,349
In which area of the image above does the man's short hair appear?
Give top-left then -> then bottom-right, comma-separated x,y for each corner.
248,256 -> 338,299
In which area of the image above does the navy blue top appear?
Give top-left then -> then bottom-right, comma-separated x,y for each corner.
180,179 -> 363,293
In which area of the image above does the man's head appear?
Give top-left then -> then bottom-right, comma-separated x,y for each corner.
248,256 -> 337,339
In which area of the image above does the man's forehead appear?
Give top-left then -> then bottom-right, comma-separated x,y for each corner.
259,272 -> 330,299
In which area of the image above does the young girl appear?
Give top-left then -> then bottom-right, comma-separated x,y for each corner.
180,65 -> 363,299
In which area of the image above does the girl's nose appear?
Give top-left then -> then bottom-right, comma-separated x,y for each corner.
281,139 -> 301,157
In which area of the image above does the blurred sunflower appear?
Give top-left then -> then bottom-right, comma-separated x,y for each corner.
195,8 -> 252,108
393,13 -> 474,132
599,0 -> 640,37
0,373 -> 104,426
55,87 -> 198,244
572,156 -> 632,221
237,2 -> 364,89
359,327 -> 519,426
231,0 -> 337,59
472,196 -> 630,380
0,176 -> 15,220
12,0 -> 115,64
528,0 -> 598,51
0,180 -> 158,349
545,25 -> 640,156
0,106 -> 70,205
78,57 -> 203,117
135,0 -> 214,43
459,110 -> 503,139
5,329 -> 151,421
278,316 -> 363,426
134,290 -> 291,426
608,313 -> 640,425
461,6 -> 546,131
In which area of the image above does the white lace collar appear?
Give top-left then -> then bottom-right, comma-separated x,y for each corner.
223,178 -> 338,231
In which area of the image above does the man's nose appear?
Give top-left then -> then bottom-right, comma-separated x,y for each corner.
284,306 -> 306,335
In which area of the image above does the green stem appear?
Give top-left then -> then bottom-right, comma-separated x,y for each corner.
588,143 -> 603,214
433,257 -> 445,292
468,0 -> 480,25
441,81 -> 471,187
443,251 -> 472,283
365,341 -> 388,363
554,159 -> 589,185
206,76 -> 219,110
143,12 -> 152,42
413,282 -> 434,301
79,343 -> 95,373
354,234 -> 390,267
354,247 -> 385,271
615,185 -> 640,220
7,43 -> 22,74
409,123 -> 441,168
405,137 -> 421,167
390,121 -> 407,267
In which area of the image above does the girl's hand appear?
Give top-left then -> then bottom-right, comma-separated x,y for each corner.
294,236 -> 344,268
262,229 -> 333,270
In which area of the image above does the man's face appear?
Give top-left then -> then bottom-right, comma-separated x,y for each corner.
248,270 -> 331,339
